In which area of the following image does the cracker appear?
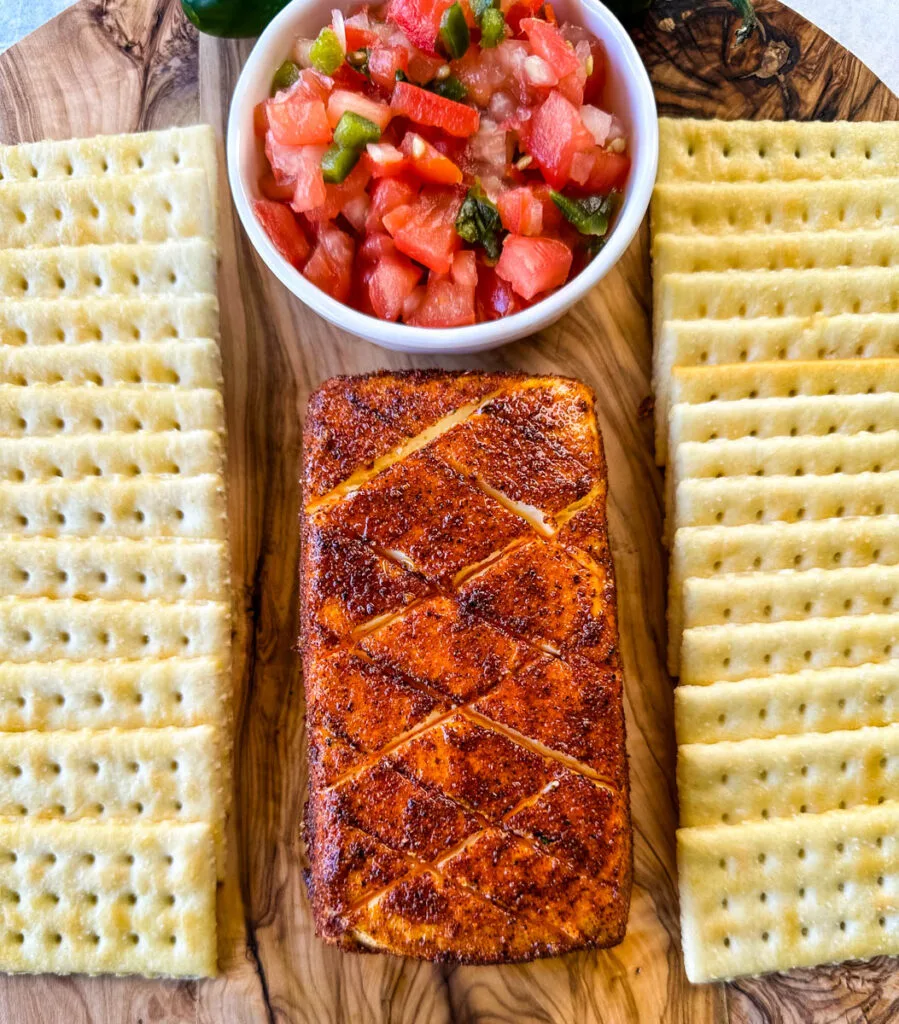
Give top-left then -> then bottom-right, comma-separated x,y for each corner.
0,296 -> 219,347
0,475 -> 227,539
684,564 -> 899,630
0,653 -> 228,728
667,431 -> 899,539
680,613 -> 899,685
670,359 -> 899,408
651,178 -> 899,235
0,819 -> 216,976
659,267 -> 899,325
0,724 -> 222,828
668,393 -> 899,466
0,538 -> 228,601
675,469 -> 899,533
0,597 -> 229,662
676,663 -> 899,744
668,517 -> 899,673
678,802 -> 899,982
652,232 -> 899,396
0,171 -> 214,249
0,340 -> 222,389
0,429 -> 222,485
657,117 -> 899,183
0,125 -> 216,195
0,386 -> 224,438
0,239 -> 216,300
679,724 -> 899,827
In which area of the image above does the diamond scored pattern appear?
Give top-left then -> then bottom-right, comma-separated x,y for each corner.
303,373 -> 631,962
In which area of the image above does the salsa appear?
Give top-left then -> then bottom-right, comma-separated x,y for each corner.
252,0 -> 630,326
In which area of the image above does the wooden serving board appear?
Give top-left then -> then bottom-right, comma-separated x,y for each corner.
0,1 -> 896,1020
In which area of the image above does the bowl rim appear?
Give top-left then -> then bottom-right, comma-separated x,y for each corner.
226,0 -> 658,351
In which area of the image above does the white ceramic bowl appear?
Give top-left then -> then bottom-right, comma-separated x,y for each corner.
227,0 -> 658,354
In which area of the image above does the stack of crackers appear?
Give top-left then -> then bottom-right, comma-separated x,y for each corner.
0,127 -> 229,977
652,118 -> 899,982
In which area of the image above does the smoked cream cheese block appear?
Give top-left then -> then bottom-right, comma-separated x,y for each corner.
300,371 -> 632,962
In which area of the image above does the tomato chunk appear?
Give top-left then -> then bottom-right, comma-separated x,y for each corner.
286,147 -> 329,213
582,39 -> 607,105
365,142 -> 408,177
387,0 -> 453,55
327,90 -> 393,131
258,171 -> 296,201
303,225 -> 356,302
569,145 -> 631,192
368,44 -> 410,91
305,160 -> 372,225
408,251 -> 477,327
253,200 -> 310,268
401,133 -> 463,185
476,262 -> 521,320
520,19 -> 580,78
360,234 -> 424,321
382,185 -> 464,273
391,82 -> 480,138
496,234 -> 572,299
366,175 -> 419,232
521,89 -> 594,188
497,186 -> 545,235
266,74 -> 333,146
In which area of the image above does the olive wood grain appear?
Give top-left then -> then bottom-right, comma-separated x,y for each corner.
0,0 -> 895,1020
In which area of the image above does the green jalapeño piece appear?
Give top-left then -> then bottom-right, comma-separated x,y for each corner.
310,26 -> 345,75
439,3 -> 470,59
321,144 -> 362,184
271,60 -> 300,94
550,190 -> 618,236
456,186 -> 503,261
479,7 -> 505,47
333,111 -> 382,149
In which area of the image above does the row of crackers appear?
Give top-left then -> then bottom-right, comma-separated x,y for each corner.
0,127 -> 229,978
651,118 -> 899,983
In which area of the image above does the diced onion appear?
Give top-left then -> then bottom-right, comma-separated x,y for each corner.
342,193 -> 370,232
330,9 -> 347,52
292,38 -> 315,68
487,91 -> 516,123
580,104 -> 612,146
469,119 -> 507,165
367,142 -> 404,167
607,114 -> 627,142
524,54 -> 556,87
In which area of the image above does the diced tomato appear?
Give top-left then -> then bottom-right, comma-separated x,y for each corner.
582,39 -> 607,105
254,102 -> 269,138
258,170 -> 296,201
569,145 -> 630,192
476,262 -> 520,320
391,82 -> 480,138
366,175 -> 419,232
359,233 -> 424,321
520,18 -> 580,78
387,0 -> 453,55
407,50 -> 446,84
401,132 -> 463,185
266,88 -> 332,146
265,133 -> 311,185
520,89 -> 594,188
289,149 -> 329,213
497,186 -> 545,235
344,17 -> 378,50
369,44 -> 410,90
496,234 -> 572,299
303,225 -> 356,301
327,89 -> 393,130
305,160 -> 372,225
343,193 -> 371,232
408,251 -> 477,326
503,3 -> 533,38
253,200 -> 311,268
365,142 -> 408,177
382,185 -> 464,273
556,68 -> 585,107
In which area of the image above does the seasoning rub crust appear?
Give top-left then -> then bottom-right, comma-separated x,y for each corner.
300,370 -> 632,963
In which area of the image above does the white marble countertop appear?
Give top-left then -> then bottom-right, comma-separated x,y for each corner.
1,0 -> 897,95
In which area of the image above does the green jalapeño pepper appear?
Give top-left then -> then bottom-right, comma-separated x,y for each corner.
310,27 -> 345,75
439,3 -> 470,60
321,145 -> 362,184
181,0 -> 292,38
333,111 -> 382,149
